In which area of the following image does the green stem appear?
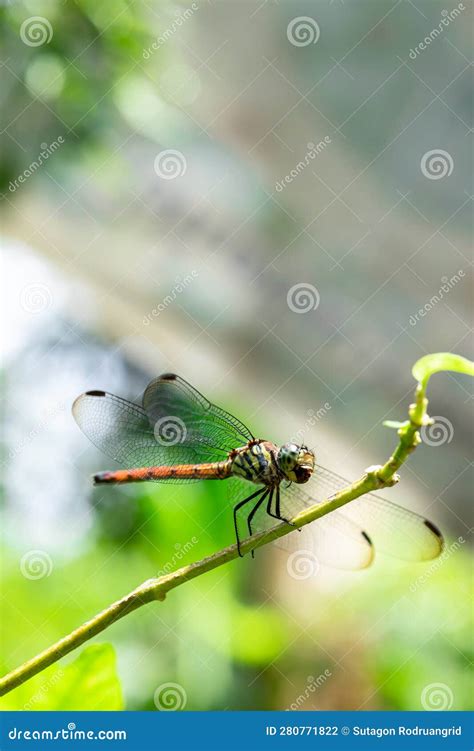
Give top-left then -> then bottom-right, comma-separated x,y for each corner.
0,385 -> 429,697
377,384 -> 427,483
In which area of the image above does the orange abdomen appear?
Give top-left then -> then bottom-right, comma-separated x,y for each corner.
94,461 -> 232,485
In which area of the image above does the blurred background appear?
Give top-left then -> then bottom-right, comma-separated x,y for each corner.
1,0 -> 472,711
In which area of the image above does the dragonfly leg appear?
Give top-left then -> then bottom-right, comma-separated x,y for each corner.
247,488 -> 271,559
265,486 -> 283,522
269,485 -> 298,527
233,487 -> 267,558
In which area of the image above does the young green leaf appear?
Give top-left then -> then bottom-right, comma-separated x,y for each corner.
0,643 -> 123,711
383,420 -> 410,429
412,353 -> 474,388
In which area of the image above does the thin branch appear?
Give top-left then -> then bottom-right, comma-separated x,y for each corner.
0,382 -> 430,697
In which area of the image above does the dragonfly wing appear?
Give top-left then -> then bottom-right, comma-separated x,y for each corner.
73,390 -> 220,481
228,466 -> 443,565
286,468 -> 444,562
272,513 -> 374,570
227,478 -> 374,570
142,373 -> 254,455
341,495 -> 444,562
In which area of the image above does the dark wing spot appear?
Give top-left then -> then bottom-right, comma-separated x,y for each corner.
423,519 -> 443,540
361,531 -> 373,546
160,373 -> 177,381
86,390 -> 106,397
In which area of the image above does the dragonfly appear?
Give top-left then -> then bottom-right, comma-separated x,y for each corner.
72,373 -> 444,569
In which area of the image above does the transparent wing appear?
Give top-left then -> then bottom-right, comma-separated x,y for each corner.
73,391 -> 224,482
228,465 -> 443,567
227,478 -> 374,570
341,495 -> 444,561
142,373 -> 254,453
272,511 -> 375,570
72,374 -> 254,482
284,468 -> 444,562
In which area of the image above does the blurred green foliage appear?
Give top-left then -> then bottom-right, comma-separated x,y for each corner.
0,0 -> 156,190
0,644 -> 123,710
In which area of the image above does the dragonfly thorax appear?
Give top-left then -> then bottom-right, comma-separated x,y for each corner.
229,440 -> 280,485
229,440 -> 315,486
276,443 -> 315,484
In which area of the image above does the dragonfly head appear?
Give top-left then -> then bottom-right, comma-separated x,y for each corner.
277,443 -> 315,484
